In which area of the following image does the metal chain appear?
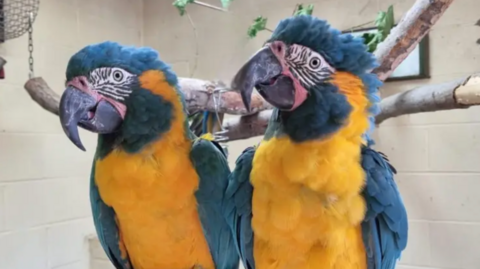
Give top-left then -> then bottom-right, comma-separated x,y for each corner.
28,12 -> 34,79
212,88 -> 229,143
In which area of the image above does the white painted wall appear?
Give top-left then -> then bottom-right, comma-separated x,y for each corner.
0,0 -> 143,268
2,0 -> 480,269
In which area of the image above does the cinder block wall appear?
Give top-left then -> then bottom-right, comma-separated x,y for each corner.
3,0 -> 480,269
141,0 -> 480,269
0,0 -> 143,268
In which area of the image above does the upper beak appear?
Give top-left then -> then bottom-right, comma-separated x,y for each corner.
231,46 -> 298,111
59,86 -> 122,151
231,46 -> 283,111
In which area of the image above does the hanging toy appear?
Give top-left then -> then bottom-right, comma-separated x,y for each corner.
23,12 -> 60,115
0,0 -> 40,80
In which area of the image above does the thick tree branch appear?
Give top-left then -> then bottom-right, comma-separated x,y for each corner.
23,76 -> 271,116
375,74 -> 480,124
179,78 -> 272,115
223,74 -> 480,141
373,0 -> 454,81
222,110 -> 272,141
24,77 -> 60,115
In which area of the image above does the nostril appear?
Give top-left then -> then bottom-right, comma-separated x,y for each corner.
276,44 -> 282,52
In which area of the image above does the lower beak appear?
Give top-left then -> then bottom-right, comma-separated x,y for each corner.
231,46 -> 295,111
59,86 -> 122,151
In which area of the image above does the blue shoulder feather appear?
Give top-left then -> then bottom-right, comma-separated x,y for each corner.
190,138 -> 240,269
223,146 -> 256,269
361,146 -> 408,269
90,159 -> 131,269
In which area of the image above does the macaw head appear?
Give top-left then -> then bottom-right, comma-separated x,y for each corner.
232,15 -> 381,142
59,41 -> 184,152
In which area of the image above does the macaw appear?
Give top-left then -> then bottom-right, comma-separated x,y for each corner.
224,15 -> 408,269
58,41 -> 239,269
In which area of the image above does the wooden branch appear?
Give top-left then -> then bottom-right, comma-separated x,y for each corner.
222,110 -> 272,141
223,74 -> 480,141
22,76 -> 272,116
24,77 -> 60,116
175,78 -> 272,115
375,74 -> 480,124
373,0 -> 454,81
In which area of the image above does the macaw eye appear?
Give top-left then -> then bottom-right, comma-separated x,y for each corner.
112,70 -> 124,82
89,67 -> 136,102
309,57 -> 321,69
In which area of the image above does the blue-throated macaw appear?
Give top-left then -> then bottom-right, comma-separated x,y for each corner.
224,15 -> 408,269
58,41 -> 239,269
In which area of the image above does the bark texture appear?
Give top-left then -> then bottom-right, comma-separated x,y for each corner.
24,77 -> 60,116
373,0 -> 454,81
375,74 -> 480,124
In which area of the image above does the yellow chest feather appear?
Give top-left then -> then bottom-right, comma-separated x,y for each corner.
95,141 -> 214,269
250,134 -> 368,269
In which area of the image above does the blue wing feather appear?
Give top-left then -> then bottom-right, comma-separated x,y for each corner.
202,111 -> 215,134
361,146 -> 408,269
190,138 -> 240,269
90,159 -> 132,269
223,146 -> 256,269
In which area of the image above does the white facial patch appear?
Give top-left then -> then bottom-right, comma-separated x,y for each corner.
285,44 -> 335,88
89,67 -> 136,102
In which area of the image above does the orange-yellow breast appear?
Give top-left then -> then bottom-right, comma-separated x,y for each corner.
250,72 -> 370,269
94,70 -> 215,269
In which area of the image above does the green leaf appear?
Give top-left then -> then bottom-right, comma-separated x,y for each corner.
172,0 -> 194,16
247,16 -> 268,38
374,4 -> 394,42
293,4 -> 314,16
361,32 -> 376,45
221,0 -> 233,8
360,32 -> 377,52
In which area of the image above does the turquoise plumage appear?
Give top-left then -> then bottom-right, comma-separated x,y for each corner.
59,41 -> 239,269
224,15 -> 408,269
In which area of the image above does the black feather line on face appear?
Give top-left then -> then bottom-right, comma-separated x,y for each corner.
284,44 -> 335,90
87,67 -> 138,104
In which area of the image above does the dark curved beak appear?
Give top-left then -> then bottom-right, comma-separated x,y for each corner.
59,86 -> 122,151
231,46 -> 295,111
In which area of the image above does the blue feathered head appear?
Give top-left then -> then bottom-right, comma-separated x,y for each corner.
59,41 -> 182,153
232,15 -> 382,143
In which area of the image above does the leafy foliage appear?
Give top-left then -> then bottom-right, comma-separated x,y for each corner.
173,0 -> 234,16
247,3 -> 315,38
173,0 -> 194,16
221,0 -> 234,8
359,5 -> 395,52
376,5 -> 395,39
245,3 -> 395,54
293,4 -> 314,16
247,16 -> 268,38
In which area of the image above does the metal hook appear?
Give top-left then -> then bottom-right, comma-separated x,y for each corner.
212,87 -> 230,149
